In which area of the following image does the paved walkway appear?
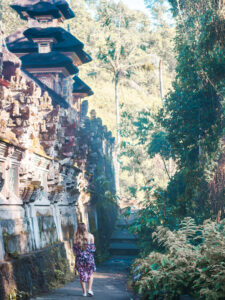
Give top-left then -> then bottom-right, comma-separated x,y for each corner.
32,257 -> 135,300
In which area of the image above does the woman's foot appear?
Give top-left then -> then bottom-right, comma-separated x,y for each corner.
88,290 -> 94,297
83,292 -> 87,297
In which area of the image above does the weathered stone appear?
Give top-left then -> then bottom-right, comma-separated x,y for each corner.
0,226 -> 5,261
0,242 -> 74,300
0,0 -> 118,298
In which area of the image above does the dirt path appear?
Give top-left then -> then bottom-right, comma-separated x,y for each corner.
32,257 -> 135,300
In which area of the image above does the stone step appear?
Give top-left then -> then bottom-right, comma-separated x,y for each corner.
116,218 -> 134,226
110,247 -> 139,256
110,238 -> 138,245
101,255 -> 136,270
110,215 -> 139,257
109,242 -> 138,250
111,229 -> 136,240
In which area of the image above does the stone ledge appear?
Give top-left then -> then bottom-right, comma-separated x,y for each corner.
0,241 -> 75,300
109,242 -> 139,250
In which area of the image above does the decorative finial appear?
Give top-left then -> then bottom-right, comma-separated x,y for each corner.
67,24 -> 71,33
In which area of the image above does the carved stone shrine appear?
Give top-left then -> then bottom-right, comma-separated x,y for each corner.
0,0 -> 116,266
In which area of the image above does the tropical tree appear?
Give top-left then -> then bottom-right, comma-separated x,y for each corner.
95,0 -> 152,195
142,0 -> 225,219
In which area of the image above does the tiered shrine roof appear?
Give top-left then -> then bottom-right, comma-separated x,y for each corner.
11,0 -> 75,20
21,52 -> 79,75
7,0 -> 94,108
7,28 -> 92,65
24,27 -> 84,48
73,76 -> 93,97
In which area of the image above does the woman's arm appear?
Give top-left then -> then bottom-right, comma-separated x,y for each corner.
73,232 -> 79,254
74,231 -> 78,244
86,234 -> 95,252
90,233 -> 95,244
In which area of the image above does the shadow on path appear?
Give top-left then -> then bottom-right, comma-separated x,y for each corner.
31,257 -> 135,300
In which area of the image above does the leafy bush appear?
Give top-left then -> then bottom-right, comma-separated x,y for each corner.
132,217 -> 225,300
123,188 -> 178,256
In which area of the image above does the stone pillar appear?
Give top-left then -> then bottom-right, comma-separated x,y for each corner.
24,204 -> 36,251
0,224 -> 5,261
29,204 -> 41,249
71,206 -> 77,234
52,204 -> 63,242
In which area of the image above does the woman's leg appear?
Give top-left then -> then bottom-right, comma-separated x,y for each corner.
80,279 -> 87,294
88,273 -> 94,292
79,271 -> 87,294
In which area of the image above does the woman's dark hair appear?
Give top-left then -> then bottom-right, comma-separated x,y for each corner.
75,223 -> 88,250
77,223 -> 87,234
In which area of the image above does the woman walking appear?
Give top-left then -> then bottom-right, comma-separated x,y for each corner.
73,223 -> 96,297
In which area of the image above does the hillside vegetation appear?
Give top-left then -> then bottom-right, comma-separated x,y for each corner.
2,0 -> 175,134
2,0 -> 175,201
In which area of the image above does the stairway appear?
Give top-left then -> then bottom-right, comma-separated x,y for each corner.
109,215 -> 139,257
100,215 -> 139,271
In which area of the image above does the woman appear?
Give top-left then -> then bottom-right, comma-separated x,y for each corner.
73,223 -> 96,297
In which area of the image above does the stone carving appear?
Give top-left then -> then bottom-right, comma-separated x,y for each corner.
30,186 -> 43,203
90,109 -> 96,120
22,181 -> 42,203
18,94 -> 26,104
0,172 -> 5,192
10,68 -> 26,90
40,120 -> 47,133
4,146 -> 15,159
12,100 -> 20,117
0,111 -> 10,133
0,64 -> 116,257
0,0 -> 117,263
39,91 -> 53,111
0,67 -> 59,152
0,86 -> 12,106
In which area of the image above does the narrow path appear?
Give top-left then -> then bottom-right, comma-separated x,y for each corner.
31,257 -> 134,300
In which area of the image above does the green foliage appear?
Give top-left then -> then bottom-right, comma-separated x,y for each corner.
120,105 -> 174,209
139,0 -> 225,219
159,0 -> 225,217
54,269 -> 66,284
148,131 -> 171,160
9,290 -> 30,300
120,106 -> 176,252
88,165 -> 118,263
2,0 -> 175,208
96,0 -> 150,77
67,0 -> 174,135
124,188 -> 177,256
122,3 -> 225,291
132,218 -> 225,300
1,0 -> 26,36
2,0 -> 173,138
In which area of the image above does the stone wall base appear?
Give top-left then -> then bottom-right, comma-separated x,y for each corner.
0,241 -> 75,300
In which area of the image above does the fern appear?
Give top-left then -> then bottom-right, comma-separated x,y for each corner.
132,218 -> 225,299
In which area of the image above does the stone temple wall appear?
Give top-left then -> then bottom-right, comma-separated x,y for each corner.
0,241 -> 75,299
0,1 -> 118,296
0,54 -> 116,264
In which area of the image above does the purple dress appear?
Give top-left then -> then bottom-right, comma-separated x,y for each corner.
73,241 -> 96,282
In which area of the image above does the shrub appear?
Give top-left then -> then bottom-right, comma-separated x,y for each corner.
132,217 -> 225,300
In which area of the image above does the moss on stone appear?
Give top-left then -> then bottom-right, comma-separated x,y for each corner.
0,242 -> 75,300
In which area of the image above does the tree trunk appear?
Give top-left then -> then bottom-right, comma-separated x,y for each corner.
159,59 -> 164,103
161,156 -> 171,180
115,73 -> 120,146
159,60 -> 172,176
115,73 -> 120,197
